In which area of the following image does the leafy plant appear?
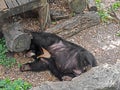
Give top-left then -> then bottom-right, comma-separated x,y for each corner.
95,0 -> 112,22
0,78 -> 32,90
0,38 -> 16,68
111,1 -> 120,11
95,0 -> 120,22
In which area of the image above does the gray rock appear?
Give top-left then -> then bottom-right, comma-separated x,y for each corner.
31,60 -> 120,90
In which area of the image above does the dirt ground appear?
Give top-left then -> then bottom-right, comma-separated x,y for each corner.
0,0 -> 120,87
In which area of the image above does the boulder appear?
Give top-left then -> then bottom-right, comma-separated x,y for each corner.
31,60 -> 120,90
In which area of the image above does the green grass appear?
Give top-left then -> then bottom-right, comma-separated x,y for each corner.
0,38 -> 16,68
0,39 -> 32,89
0,78 -> 32,90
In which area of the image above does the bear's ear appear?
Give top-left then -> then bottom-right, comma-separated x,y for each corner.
37,48 -> 51,59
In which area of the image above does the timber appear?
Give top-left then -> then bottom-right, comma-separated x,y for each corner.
2,22 -> 32,52
0,0 -> 51,30
0,0 -> 41,19
47,12 -> 100,39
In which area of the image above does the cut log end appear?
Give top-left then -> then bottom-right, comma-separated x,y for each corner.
12,34 -> 31,52
2,22 -> 32,52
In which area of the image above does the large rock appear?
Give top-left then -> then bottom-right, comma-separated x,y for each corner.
31,60 -> 120,90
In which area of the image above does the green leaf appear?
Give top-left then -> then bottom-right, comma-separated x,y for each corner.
0,78 -> 32,90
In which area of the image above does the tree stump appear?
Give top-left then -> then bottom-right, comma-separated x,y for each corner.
2,22 -> 32,52
67,0 -> 97,12
68,0 -> 87,14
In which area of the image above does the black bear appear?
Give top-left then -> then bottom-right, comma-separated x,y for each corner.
20,32 -> 97,81
0,31 -> 3,39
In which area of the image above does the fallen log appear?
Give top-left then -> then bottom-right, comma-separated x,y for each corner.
2,22 -> 32,52
47,12 -> 100,39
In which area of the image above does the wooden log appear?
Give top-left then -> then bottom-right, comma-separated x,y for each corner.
0,0 -> 50,31
38,0 -> 51,31
2,22 -> 32,52
0,0 -> 42,19
47,12 -> 100,39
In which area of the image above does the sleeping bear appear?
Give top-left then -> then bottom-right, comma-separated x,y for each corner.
20,32 -> 97,81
